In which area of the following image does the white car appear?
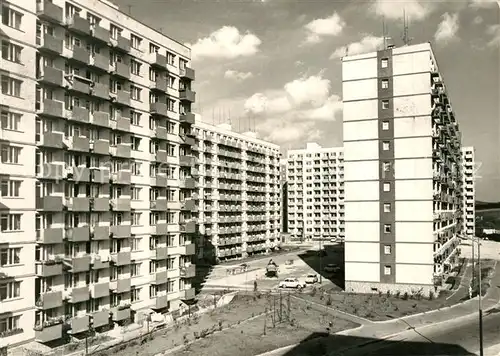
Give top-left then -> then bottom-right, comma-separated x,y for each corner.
324,264 -> 340,273
279,278 -> 306,289
305,274 -> 318,284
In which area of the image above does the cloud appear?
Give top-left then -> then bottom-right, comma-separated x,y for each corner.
487,25 -> 500,47
330,35 -> 384,59
473,16 -> 483,25
371,0 -> 433,21
257,119 -> 322,144
224,70 -> 254,81
469,0 -> 498,7
303,12 -> 346,44
434,13 -> 459,44
188,26 -> 261,60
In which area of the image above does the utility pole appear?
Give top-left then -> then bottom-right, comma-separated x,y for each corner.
319,236 -> 323,284
478,236 -> 483,356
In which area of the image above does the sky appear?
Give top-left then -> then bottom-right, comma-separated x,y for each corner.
113,0 -> 500,201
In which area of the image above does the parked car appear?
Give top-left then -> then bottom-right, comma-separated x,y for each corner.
324,264 -> 340,273
305,274 -> 318,284
278,278 -> 306,289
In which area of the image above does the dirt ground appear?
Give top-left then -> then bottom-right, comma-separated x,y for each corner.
103,293 -> 358,356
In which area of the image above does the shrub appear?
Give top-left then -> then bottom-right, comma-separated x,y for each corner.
183,334 -> 189,345
193,331 -> 200,339
402,292 -> 409,300
326,295 -> 332,306
395,291 -> 401,298
218,320 -> 223,331
429,291 -> 434,300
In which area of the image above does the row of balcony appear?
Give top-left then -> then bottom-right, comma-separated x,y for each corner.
36,196 -> 131,212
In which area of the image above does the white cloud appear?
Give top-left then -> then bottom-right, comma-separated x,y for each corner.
330,35 -> 384,59
224,70 -> 254,81
487,25 -> 500,47
469,0 -> 498,7
256,119 -> 322,144
188,26 -> 261,60
434,13 -> 459,45
371,0 -> 432,21
304,12 -> 346,44
473,16 -> 483,25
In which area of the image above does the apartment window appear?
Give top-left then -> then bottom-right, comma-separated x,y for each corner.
149,43 -> 159,53
382,141 -> 390,151
131,162 -> 141,176
0,281 -> 20,300
383,224 -> 391,233
149,285 -> 158,298
382,162 -> 391,172
0,247 -> 21,266
381,100 -> 390,110
1,41 -> 22,63
110,24 -> 122,40
0,315 -> 20,333
1,145 -> 21,164
381,79 -> 389,89
384,265 -> 391,275
131,111 -> 141,126
131,34 -> 142,49
381,58 -> 388,68
86,12 -> 101,25
383,203 -> 391,213
1,6 -> 22,29
132,212 -> 141,225
166,51 -> 176,66
167,144 -> 175,156
130,86 -> 141,101
130,60 -> 141,76
382,121 -> 389,131
1,76 -> 22,97
130,263 -> 141,277
149,68 -> 158,82
131,287 -> 141,302
0,179 -> 21,197
167,98 -> 176,112
0,111 -> 21,131
384,245 -> 391,255
167,121 -> 176,134
167,75 -> 175,88
131,237 -> 141,251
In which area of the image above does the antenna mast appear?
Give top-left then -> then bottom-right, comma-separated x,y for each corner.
382,17 -> 387,50
402,9 -> 413,46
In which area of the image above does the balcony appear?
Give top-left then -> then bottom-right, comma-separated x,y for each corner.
111,198 -> 131,211
151,175 -> 168,187
69,105 -> 90,123
150,80 -> 168,92
180,177 -> 196,189
91,111 -> 110,128
181,200 -> 195,211
72,166 -> 91,182
179,89 -> 196,102
110,278 -> 131,293
111,305 -> 131,322
91,167 -> 110,182
66,197 -> 90,212
70,46 -> 90,64
180,264 -> 196,278
155,150 -> 168,162
151,223 -> 168,235
38,66 -> 63,86
38,132 -> 64,149
112,35 -> 131,52
155,127 -> 168,140
36,262 -> 63,277
180,67 -> 196,81
150,199 -> 168,211
180,156 -> 195,167
180,136 -> 195,146
91,25 -> 110,43
180,112 -> 195,125
39,163 -> 64,180
70,315 -> 90,334
66,255 -> 91,273
34,321 -> 63,343
180,287 -> 195,300
66,15 -> 90,35
180,221 -> 196,234
88,281 -> 108,300
115,90 -> 131,106
67,286 -> 90,303
65,226 -> 90,242
110,224 -> 131,238
91,254 -> 110,270
36,196 -> 64,211
89,53 -> 109,71
153,295 -> 169,309
91,198 -> 109,212
67,78 -> 91,95
150,270 -> 168,284
150,102 -> 168,116
91,82 -> 109,100
36,228 -> 64,244
111,251 -> 131,266
38,34 -> 63,54
180,243 -> 196,255
150,52 -> 167,68
110,144 -> 131,159
66,135 -> 90,152
91,310 -> 110,328
36,1 -> 64,23
111,62 -> 130,79
116,117 -> 131,132
36,291 -> 63,310
39,99 -> 64,118
150,247 -> 168,260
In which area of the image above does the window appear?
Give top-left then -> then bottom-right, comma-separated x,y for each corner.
1,41 -> 22,63
131,287 -> 141,302
167,75 -> 175,88
131,34 -> 142,49
110,24 -> 122,40
383,224 -> 391,233
0,111 -> 21,131
382,121 -> 389,130
130,60 -> 141,76
382,141 -> 390,151
1,76 -> 22,97
384,265 -> 391,275
0,179 -> 21,197
0,248 -> 21,266
384,245 -> 391,255
383,182 -> 391,192
382,162 -> 391,172
381,79 -> 389,89
130,86 -> 141,101
381,100 -> 389,110
1,6 -> 22,29
383,203 -> 391,213
0,315 -> 20,333
1,145 -> 21,164
381,58 -> 388,68
130,111 -> 141,126
131,237 -> 141,251
0,213 -> 21,232
149,43 -> 159,53
86,12 -> 101,25
166,51 -> 176,66
167,98 -> 176,112
0,281 -> 21,300
131,263 -> 141,277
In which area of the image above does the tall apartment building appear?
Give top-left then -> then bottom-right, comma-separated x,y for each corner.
192,118 -> 281,263
286,143 -> 345,241
0,0 -> 197,348
279,159 -> 288,235
342,42 -> 463,296
462,147 -> 475,238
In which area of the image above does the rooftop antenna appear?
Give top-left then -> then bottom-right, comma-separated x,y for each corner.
402,9 -> 413,46
382,16 -> 387,50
